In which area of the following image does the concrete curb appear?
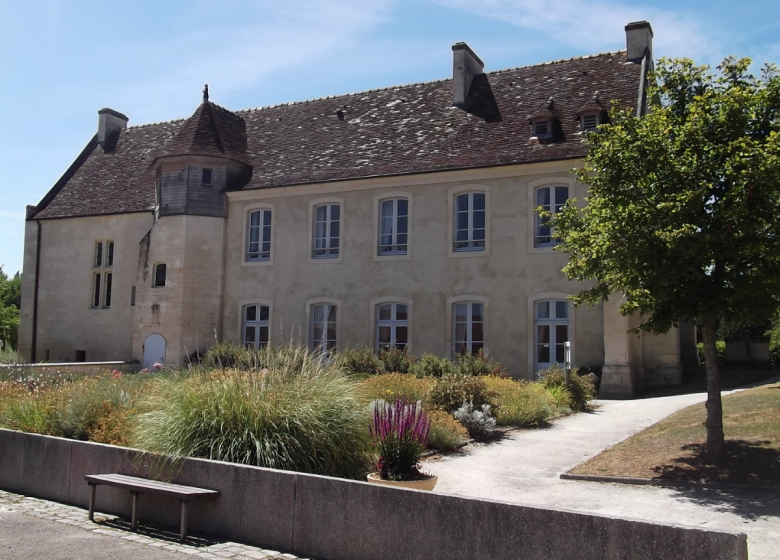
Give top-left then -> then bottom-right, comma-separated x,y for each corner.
560,472 -> 780,493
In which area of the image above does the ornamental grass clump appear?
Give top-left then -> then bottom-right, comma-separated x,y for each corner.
133,344 -> 372,479
369,398 -> 431,480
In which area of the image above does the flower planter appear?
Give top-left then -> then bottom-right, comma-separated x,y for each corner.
366,472 -> 438,491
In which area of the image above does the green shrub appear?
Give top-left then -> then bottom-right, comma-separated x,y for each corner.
1,392 -> 60,435
454,350 -> 507,377
55,374 -> 137,443
483,376 -> 554,426
696,341 -> 726,367
133,345 -> 372,479
539,365 -> 594,411
340,346 -> 383,376
356,373 -> 432,406
379,348 -> 415,374
545,385 -> 573,414
409,353 -> 455,378
426,409 -> 469,451
427,375 -> 495,413
770,322 -> 780,369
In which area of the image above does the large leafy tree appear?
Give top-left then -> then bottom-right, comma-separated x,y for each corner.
0,266 -> 21,351
552,57 -> 780,462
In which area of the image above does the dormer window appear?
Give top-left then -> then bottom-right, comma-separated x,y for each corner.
533,119 -> 552,138
577,93 -> 607,133
202,168 -> 212,185
580,113 -> 602,132
529,97 -> 557,141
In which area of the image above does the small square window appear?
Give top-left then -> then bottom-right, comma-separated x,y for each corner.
533,120 -> 550,137
581,113 -> 600,131
202,169 -> 212,185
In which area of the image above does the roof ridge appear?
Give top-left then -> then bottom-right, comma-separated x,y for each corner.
127,117 -> 188,130
233,50 -> 628,114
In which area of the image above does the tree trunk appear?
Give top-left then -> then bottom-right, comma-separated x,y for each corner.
701,317 -> 725,463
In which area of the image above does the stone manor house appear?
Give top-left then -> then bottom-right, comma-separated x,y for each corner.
18,21 -> 697,398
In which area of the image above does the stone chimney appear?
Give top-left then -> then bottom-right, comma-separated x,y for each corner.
97,108 -> 129,152
452,42 -> 484,109
625,21 -> 653,64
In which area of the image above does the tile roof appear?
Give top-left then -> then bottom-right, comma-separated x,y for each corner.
33,51 -> 640,219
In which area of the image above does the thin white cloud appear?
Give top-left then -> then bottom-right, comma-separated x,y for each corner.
111,0 -> 395,121
429,0 -> 718,63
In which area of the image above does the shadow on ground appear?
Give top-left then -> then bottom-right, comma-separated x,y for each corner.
657,440 -> 780,521
100,517 -> 217,548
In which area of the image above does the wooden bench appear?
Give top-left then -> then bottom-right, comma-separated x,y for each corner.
85,474 -> 220,541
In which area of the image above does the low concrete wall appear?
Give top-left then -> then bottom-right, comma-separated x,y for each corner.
0,429 -> 748,560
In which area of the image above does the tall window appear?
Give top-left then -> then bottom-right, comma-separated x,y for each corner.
535,300 -> 569,370
453,302 -> 484,356
247,209 -> 272,261
91,240 -> 113,308
242,304 -> 270,349
310,303 -> 337,353
312,203 -> 340,258
153,263 -> 167,287
378,198 -> 408,255
453,192 -> 485,251
376,303 -> 408,350
534,186 -> 568,247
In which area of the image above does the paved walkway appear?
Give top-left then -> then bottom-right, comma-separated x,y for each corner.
426,386 -> 780,560
0,491 -> 311,560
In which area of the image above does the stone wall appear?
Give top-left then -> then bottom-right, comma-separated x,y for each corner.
0,429 -> 748,560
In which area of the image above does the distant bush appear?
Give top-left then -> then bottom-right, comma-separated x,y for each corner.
696,341 -> 726,367
427,375 -> 495,414
379,348 -> 415,374
426,409 -> 469,451
539,365 -> 594,411
483,377 -> 555,426
453,401 -> 497,439
356,373 -> 431,406
340,346 -> 383,376
454,350 -> 507,377
133,345 -> 372,479
409,353 -> 455,378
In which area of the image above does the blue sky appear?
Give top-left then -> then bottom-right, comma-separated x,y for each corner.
1,0 -> 778,275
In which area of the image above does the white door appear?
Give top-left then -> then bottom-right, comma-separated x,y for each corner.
143,334 -> 166,369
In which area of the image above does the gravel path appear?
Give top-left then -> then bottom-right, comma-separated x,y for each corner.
426,387 -> 780,560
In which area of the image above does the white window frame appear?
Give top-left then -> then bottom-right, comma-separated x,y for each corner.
528,177 -> 574,253
308,197 -> 344,263
374,192 -> 412,260
527,292 -> 575,377
370,296 -> 413,352
240,301 -> 272,349
306,297 -> 341,353
447,185 -> 490,258
242,203 -> 275,267
446,295 -> 488,358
